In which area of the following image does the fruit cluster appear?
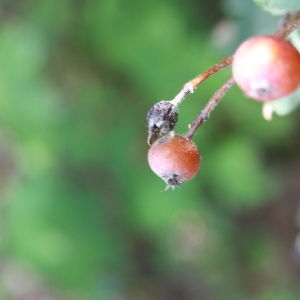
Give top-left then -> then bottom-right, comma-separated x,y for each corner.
146,16 -> 300,190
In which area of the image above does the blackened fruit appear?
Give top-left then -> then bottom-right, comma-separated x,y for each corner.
147,101 -> 178,145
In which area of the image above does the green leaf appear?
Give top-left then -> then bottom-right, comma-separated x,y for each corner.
262,87 -> 300,119
253,0 -> 300,15
290,28 -> 300,50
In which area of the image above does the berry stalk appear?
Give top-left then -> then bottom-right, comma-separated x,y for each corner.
147,10 -> 300,147
170,56 -> 233,107
185,77 -> 235,139
170,10 -> 300,109
275,11 -> 300,38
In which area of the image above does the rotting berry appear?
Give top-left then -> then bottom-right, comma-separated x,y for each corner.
147,134 -> 201,190
147,100 -> 178,145
232,35 -> 300,101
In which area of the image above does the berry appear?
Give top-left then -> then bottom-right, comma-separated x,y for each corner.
147,134 -> 201,189
232,35 -> 300,101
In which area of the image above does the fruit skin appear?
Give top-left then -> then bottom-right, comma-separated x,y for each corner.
147,134 -> 201,189
232,35 -> 300,102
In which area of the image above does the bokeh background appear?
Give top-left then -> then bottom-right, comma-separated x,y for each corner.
0,0 -> 300,299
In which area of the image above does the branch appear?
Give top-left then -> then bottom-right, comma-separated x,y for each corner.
275,11 -> 300,38
185,77 -> 235,139
170,56 -> 233,107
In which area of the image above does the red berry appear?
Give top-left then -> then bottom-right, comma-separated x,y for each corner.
232,35 -> 300,101
147,134 -> 201,189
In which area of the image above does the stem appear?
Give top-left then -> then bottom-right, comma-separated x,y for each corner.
170,56 -> 233,107
169,11 -> 300,109
185,77 -> 235,139
187,56 -> 233,90
151,11 -> 300,144
275,11 -> 300,38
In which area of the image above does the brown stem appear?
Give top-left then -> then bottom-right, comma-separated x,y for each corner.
275,11 -> 300,38
185,77 -> 235,139
170,11 -> 300,109
154,11 -> 300,144
187,56 -> 233,91
170,56 -> 233,107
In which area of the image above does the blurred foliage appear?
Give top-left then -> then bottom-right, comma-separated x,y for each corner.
0,0 -> 299,299
254,0 -> 300,15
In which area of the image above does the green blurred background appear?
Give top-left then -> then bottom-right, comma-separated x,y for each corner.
0,0 -> 300,299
